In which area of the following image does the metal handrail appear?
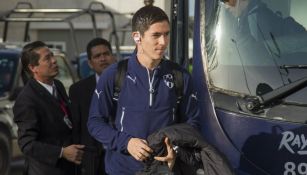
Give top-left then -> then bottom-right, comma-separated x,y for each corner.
0,1 -> 121,59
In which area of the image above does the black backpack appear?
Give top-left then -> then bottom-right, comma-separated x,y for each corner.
113,59 -> 184,104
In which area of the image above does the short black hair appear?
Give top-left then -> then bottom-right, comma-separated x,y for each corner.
132,6 -> 169,36
21,41 -> 47,76
86,37 -> 112,60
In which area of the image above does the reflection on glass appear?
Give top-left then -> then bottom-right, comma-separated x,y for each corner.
0,56 -> 18,97
208,0 -> 307,96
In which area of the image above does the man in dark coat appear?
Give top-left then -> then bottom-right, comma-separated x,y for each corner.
69,37 -> 116,175
13,41 -> 84,175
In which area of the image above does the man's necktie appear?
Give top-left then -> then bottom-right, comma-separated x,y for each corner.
52,85 -> 58,99
53,85 -> 72,129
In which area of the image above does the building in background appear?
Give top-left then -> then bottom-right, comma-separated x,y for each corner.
0,0 -> 170,61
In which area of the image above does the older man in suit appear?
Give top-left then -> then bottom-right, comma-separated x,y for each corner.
13,41 -> 84,175
69,37 -> 116,175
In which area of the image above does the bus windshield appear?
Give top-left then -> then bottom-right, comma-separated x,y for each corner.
208,0 -> 307,97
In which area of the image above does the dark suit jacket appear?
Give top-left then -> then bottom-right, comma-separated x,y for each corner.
69,75 -> 105,175
13,78 -> 75,175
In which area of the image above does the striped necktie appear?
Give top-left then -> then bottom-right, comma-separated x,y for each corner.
52,85 -> 58,99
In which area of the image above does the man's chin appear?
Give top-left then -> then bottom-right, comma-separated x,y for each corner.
53,71 -> 59,78
154,55 -> 164,60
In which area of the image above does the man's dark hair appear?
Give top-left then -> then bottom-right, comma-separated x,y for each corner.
132,6 -> 169,35
86,37 -> 112,60
21,41 -> 47,76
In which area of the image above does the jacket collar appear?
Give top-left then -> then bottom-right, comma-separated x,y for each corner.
128,53 -> 165,77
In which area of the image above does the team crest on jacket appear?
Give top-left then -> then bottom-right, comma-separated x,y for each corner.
163,74 -> 174,88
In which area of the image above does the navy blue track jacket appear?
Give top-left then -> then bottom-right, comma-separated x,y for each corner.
88,54 -> 200,175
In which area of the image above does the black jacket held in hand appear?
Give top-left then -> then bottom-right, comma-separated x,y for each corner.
139,123 -> 234,175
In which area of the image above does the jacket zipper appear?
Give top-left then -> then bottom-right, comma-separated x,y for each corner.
146,69 -> 156,107
120,107 -> 125,132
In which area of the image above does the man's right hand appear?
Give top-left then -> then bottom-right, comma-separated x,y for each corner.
127,138 -> 153,161
62,144 -> 85,164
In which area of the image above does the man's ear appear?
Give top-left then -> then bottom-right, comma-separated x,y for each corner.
28,64 -> 36,74
87,59 -> 93,69
132,32 -> 141,44
111,55 -> 117,63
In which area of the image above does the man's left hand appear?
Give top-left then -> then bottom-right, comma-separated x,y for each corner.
154,137 -> 176,170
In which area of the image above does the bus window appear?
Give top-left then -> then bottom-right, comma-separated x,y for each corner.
206,0 -> 307,123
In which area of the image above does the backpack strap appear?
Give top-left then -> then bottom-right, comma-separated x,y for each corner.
113,59 -> 128,101
110,59 -> 128,127
165,60 -> 184,123
166,60 -> 183,104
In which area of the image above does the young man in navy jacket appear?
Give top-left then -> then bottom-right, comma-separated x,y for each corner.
88,5 -> 200,175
